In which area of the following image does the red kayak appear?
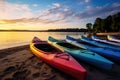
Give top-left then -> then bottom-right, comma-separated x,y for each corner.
30,37 -> 86,80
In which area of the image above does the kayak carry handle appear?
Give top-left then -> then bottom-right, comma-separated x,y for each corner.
55,53 -> 70,61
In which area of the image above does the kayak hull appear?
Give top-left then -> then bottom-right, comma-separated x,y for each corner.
107,35 -> 120,43
48,36 -> 113,70
81,35 -> 120,52
92,35 -> 120,47
30,37 -> 86,80
66,35 -> 120,63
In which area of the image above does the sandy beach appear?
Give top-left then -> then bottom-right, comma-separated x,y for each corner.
0,45 -> 120,80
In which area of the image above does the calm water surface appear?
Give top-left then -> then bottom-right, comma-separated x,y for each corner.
0,31 -> 85,49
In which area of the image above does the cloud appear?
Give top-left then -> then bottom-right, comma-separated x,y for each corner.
0,2 -> 76,25
33,4 -> 38,7
86,5 -> 92,9
38,3 -> 75,22
85,0 -> 90,3
0,0 -> 120,27
53,3 -> 61,8
112,2 -> 120,7
0,17 -> 66,25
75,4 -> 120,19
78,0 -> 90,5
0,0 -> 34,19
0,2 -> 71,25
41,2 -> 120,23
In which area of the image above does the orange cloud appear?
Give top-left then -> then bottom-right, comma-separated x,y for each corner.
1,20 -> 17,24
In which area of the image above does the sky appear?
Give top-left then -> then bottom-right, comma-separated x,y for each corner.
0,0 -> 120,30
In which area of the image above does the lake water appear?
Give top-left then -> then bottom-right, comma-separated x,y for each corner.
0,31 -> 85,50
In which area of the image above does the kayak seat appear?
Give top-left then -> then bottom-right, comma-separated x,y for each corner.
57,43 -> 80,49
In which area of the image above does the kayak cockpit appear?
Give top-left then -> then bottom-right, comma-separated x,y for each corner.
34,44 -> 61,53
57,43 -> 80,50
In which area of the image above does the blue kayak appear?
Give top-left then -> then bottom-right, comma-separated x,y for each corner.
80,35 -> 120,52
48,36 -> 113,70
66,35 -> 120,63
92,35 -> 120,47
107,35 -> 120,43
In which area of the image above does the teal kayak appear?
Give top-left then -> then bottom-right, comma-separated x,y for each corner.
66,35 -> 120,63
48,36 -> 113,70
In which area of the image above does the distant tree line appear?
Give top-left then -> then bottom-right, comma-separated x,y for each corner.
0,28 -> 88,32
92,12 -> 120,32
47,28 -> 88,32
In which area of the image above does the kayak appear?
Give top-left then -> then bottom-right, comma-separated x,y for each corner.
48,36 -> 113,70
81,35 -> 120,52
107,35 -> 120,43
30,37 -> 86,80
92,35 -> 120,47
66,35 -> 120,62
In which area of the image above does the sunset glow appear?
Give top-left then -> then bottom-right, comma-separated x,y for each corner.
0,0 -> 120,30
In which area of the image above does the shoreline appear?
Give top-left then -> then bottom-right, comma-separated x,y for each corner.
0,45 -> 75,80
0,45 -> 29,59
96,32 -> 120,36
0,45 -> 120,80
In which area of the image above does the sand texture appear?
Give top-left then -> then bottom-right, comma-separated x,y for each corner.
0,45 -> 120,80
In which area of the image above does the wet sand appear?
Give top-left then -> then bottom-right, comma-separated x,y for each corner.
0,45 -> 120,80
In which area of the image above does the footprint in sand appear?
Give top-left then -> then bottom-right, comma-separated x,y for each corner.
32,72 -> 40,78
4,66 -> 16,74
39,65 -> 56,80
0,66 -> 16,80
12,69 -> 31,79
2,58 -> 11,62
4,78 -> 13,80
33,62 -> 44,69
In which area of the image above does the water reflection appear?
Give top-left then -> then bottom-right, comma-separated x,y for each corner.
0,32 -> 84,49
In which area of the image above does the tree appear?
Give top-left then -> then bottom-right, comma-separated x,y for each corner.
93,12 -> 120,32
86,23 -> 92,37
86,23 -> 92,32
93,18 -> 103,32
